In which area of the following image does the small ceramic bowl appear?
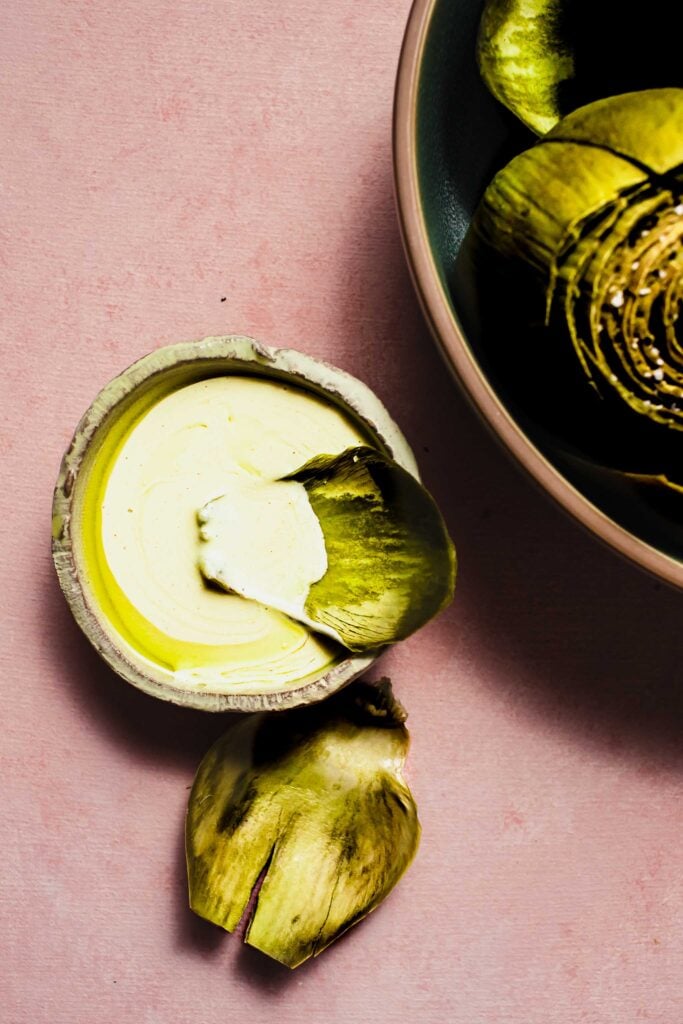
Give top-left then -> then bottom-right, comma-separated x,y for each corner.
394,0 -> 683,589
52,335 -> 417,712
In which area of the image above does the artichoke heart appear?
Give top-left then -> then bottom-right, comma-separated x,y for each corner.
478,0 -> 683,135
198,446 -> 456,651
185,679 -> 420,968
455,89 -> 683,485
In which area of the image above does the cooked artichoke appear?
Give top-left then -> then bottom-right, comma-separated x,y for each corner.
198,446 -> 456,652
186,679 -> 420,968
478,0 -> 572,135
478,0 -> 682,135
455,89 -> 683,490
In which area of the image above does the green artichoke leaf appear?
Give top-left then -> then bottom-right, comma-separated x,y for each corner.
478,0 -> 573,135
288,447 -> 455,650
476,139 -> 646,273
546,89 -> 683,175
186,679 -> 420,969
478,1 -> 683,136
455,90 -> 683,477
198,446 -> 456,652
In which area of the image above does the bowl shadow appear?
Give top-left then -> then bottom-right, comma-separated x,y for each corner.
44,571 -> 236,773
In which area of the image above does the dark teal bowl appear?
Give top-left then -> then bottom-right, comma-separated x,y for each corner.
394,0 -> 683,590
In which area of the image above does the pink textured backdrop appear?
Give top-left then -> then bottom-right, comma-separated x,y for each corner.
2,2 -> 682,1021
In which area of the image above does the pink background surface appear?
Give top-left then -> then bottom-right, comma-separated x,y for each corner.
2,2 -> 682,1021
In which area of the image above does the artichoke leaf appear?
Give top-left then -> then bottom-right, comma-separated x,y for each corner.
546,89 -> 683,176
455,90 -> 683,475
185,679 -> 420,969
476,139 -> 646,273
198,446 -> 456,652
478,1 -> 683,136
478,0 -> 573,135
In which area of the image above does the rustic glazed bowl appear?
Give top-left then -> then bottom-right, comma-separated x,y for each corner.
393,0 -> 683,589
52,335 -> 417,712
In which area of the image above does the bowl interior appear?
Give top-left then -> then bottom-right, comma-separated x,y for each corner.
57,339 -> 400,710
411,0 -> 683,573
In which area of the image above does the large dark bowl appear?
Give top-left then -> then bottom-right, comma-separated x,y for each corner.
393,0 -> 683,590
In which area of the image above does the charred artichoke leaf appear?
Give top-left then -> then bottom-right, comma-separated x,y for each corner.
458,90 -> 683,461
199,446 -> 456,652
478,0 -> 573,135
186,679 -> 420,969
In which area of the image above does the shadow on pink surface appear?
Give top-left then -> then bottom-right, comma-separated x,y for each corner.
235,943 -> 309,991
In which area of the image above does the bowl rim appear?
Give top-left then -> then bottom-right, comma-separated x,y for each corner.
393,0 -> 683,591
52,334 -> 418,712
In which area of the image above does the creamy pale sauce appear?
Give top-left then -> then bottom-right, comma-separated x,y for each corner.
82,376 -> 367,693
198,477 -> 327,623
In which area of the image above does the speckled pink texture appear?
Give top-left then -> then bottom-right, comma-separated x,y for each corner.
1,2 -> 682,1022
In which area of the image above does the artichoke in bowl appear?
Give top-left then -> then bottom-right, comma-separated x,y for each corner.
454,89 -> 683,505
